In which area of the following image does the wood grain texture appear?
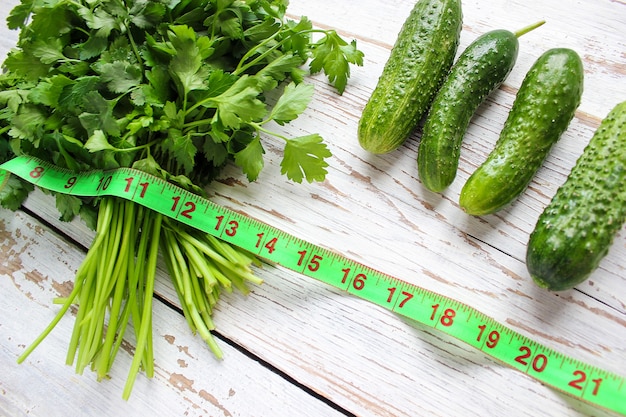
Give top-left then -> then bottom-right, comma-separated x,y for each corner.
1,0 -> 625,416
0,210 -> 346,417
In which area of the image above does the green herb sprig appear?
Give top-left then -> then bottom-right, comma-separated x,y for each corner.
0,0 -> 363,398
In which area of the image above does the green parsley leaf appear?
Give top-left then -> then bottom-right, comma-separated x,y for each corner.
0,89 -> 30,114
130,1 -> 166,29
99,36 -> 135,64
31,38 -> 67,64
255,53 -> 305,91
310,31 -> 364,94
281,133 -> 331,183
168,25 -> 214,94
216,10 -> 244,39
243,18 -> 281,43
203,135 -> 229,166
206,119 -> 229,143
47,131 -> 90,170
2,50 -> 51,82
256,0 -> 289,20
126,113 -> 155,136
162,100 -> 185,129
79,34 -> 109,60
0,175 -> 33,210
205,1 -> 245,39
211,75 -> 266,128
281,17 -> 313,60
200,69 -> 238,99
8,104 -> 47,141
79,91 -> 121,137
26,4 -> 74,40
142,66 -> 172,106
96,60 -> 143,94
78,5 -> 121,38
234,134 -> 265,181
79,204 -> 98,231
162,128 -> 197,174
57,76 -> 101,115
28,75 -> 74,107
57,61 -> 91,77
55,193 -> 82,222
132,154 -> 166,177
6,2 -> 33,30
269,82 -> 314,125
84,130 -> 117,152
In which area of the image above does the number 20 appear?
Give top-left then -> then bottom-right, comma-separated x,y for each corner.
515,346 -> 548,372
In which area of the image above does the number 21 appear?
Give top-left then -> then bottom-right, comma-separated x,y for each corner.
569,370 -> 602,396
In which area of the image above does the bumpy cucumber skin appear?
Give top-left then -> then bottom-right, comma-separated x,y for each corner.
358,0 -> 462,154
527,101 -> 626,291
459,48 -> 584,216
418,29 -> 519,192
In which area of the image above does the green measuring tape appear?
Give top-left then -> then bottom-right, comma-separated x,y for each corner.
1,155 -> 624,415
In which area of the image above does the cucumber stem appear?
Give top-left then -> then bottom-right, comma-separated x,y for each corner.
514,20 -> 546,38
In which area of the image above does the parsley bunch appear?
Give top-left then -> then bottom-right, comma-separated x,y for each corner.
0,0 -> 363,398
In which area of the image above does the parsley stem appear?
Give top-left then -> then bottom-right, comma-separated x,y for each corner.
234,28 -> 330,76
234,30 -> 283,75
95,199 -> 135,379
17,197 -> 114,364
161,224 -> 224,358
107,205 -> 140,372
55,135 -> 81,171
17,262 -> 83,363
182,117 -> 214,130
76,198 -> 123,373
161,229 -> 197,332
123,209 -> 161,400
125,23 -> 145,73
116,138 -> 161,153
251,122 -> 291,144
135,206 -> 155,376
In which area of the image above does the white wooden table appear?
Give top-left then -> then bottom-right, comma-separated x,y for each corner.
1,1 -> 625,416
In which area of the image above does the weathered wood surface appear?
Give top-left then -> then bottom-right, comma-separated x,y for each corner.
1,0 -> 625,416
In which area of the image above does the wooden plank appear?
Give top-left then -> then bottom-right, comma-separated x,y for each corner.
19,174 -> 626,417
1,0 -> 626,416
0,209 -> 346,417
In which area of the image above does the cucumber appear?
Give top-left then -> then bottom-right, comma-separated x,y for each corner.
358,0 -> 462,154
527,101 -> 626,291
417,22 -> 545,192
459,48 -> 584,216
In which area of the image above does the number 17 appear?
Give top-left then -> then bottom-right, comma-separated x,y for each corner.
387,287 -> 413,308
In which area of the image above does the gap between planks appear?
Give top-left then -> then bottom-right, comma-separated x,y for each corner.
16,202 -> 356,417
